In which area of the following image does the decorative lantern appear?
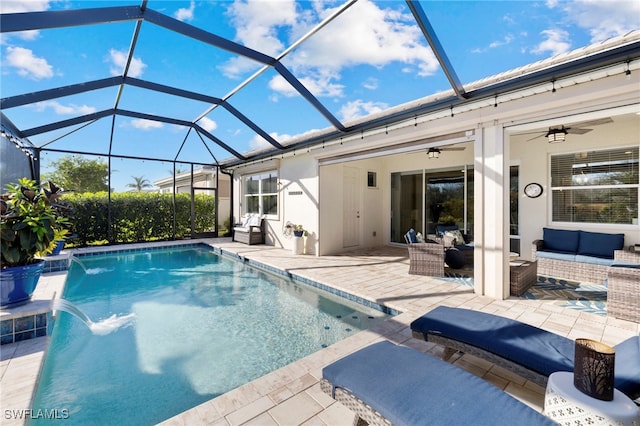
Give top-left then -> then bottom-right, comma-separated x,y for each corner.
573,338 -> 615,401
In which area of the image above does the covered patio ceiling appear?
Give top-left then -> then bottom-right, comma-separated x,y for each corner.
1,0 -> 639,177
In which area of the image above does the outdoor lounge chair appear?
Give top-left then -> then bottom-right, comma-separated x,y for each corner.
410,306 -> 640,401
404,229 -> 445,277
232,214 -> 265,245
321,341 -> 556,426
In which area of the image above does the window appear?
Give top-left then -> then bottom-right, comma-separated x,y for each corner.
367,171 -> 377,188
243,171 -> 278,216
550,147 -> 639,224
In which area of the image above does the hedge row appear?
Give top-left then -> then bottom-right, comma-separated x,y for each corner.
61,192 -> 216,246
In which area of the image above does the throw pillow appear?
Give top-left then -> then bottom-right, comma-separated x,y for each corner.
444,230 -> 465,246
416,232 -> 425,243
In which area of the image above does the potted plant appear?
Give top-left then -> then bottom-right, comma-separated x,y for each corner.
292,224 -> 305,238
1,178 -> 69,307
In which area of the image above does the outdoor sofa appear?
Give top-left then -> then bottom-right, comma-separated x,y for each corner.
321,340 -> 556,426
532,227 -> 625,283
232,214 -> 265,245
410,306 -> 640,401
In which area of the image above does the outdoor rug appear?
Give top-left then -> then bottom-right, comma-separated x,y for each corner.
522,276 -> 607,316
436,272 -> 608,316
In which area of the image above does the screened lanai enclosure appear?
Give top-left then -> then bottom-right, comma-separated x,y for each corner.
1,1 -> 639,247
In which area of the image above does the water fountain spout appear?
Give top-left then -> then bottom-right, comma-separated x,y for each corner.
51,298 -> 135,335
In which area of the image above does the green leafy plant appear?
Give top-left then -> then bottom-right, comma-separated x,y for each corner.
0,178 -> 69,268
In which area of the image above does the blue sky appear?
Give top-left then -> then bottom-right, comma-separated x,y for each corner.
1,0 -> 639,191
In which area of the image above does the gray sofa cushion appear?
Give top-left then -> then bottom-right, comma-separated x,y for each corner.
575,254 -> 615,266
535,250 -> 577,262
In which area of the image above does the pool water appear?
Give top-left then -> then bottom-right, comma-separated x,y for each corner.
30,246 -> 391,425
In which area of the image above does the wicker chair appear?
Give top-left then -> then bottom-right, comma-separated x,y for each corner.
607,265 -> 640,323
406,242 -> 445,277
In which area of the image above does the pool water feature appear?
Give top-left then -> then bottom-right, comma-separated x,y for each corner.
30,246 -> 391,425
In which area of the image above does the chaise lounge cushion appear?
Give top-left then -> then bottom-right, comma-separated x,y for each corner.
412,306 -> 574,376
411,306 -> 640,399
322,341 -> 555,426
577,230 -> 624,259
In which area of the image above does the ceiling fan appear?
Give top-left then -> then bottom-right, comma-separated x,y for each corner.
525,118 -> 613,142
427,145 -> 465,158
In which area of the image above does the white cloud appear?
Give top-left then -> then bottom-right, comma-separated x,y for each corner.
268,72 -> 344,98
174,1 -> 195,22
226,0 -> 297,55
221,0 -> 438,98
33,101 -> 96,115
563,0 -> 640,43
472,35 -> 515,54
198,117 -> 218,132
5,46 -> 53,80
531,29 -> 571,56
0,1 -> 50,41
249,132 -> 288,151
338,99 -> 388,122
0,0 -> 50,13
362,78 -> 379,90
108,49 -> 146,77
131,119 -> 163,130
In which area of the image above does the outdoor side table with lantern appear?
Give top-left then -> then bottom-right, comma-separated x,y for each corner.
544,339 -> 640,425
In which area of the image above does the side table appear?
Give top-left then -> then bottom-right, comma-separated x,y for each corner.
509,260 -> 537,296
544,371 -> 640,425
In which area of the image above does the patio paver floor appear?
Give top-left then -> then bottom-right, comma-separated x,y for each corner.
1,239 -> 638,425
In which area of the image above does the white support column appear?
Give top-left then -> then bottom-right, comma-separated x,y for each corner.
479,124 -> 509,299
472,127 -> 484,296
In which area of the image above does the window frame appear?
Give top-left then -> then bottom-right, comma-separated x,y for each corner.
549,146 -> 639,227
242,170 -> 279,218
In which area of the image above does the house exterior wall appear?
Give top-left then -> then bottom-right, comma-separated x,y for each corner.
230,63 -> 639,299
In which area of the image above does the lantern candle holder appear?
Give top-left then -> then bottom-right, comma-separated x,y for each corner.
573,338 -> 615,401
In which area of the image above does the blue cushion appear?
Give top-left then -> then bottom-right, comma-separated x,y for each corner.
411,307 -> 640,399
574,255 -> 614,266
611,262 -> 640,269
322,341 -> 555,426
535,250 -> 577,262
612,336 -> 640,399
411,306 -> 575,376
543,228 -> 580,254
577,230 -> 624,259
405,229 -> 418,243
445,248 -> 466,269
436,224 -> 459,237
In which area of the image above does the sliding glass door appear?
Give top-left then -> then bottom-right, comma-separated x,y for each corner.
390,171 -> 423,243
391,166 -> 473,243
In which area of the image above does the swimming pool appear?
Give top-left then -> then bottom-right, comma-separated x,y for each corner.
30,245 -> 391,425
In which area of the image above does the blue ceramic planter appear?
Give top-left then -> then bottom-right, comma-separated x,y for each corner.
48,240 -> 65,256
0,261 -> 45,308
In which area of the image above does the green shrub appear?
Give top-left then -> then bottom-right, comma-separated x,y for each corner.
62,192 -> 217,246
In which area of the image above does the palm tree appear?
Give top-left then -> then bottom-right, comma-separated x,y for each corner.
127,176 -> 152,192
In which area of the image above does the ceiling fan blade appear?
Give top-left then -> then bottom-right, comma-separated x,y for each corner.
571,117 -> 613,128
441,147 -> 466,151
566,127 -> 592,134
526,133 -> 544,141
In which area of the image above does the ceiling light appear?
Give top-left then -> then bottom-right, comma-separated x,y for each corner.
427,148 -> 441,159
545,127 -> 567,143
